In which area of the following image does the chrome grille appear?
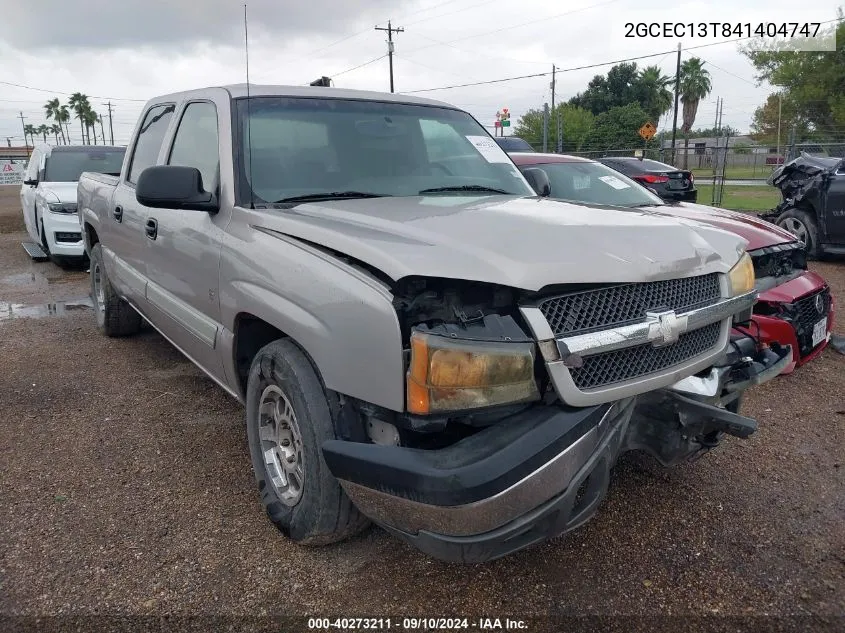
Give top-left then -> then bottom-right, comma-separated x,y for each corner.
538,273 -> 721,337
792,288 -> 831,357
569,322 -> 722,390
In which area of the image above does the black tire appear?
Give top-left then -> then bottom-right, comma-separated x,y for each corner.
246,338 -> 369,545
89,243 -> 142,337
776,207 -> 821,259
39,221 -> 51,257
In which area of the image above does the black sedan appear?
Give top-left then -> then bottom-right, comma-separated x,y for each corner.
598,156 -> 697,202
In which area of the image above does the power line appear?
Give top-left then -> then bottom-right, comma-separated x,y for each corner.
331,54 -> 388,79
0,80 -> 145,102
403,49 -> 684,94
403,0 -> 499,27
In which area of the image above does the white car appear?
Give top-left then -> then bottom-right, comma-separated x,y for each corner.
20,144 -> 125,265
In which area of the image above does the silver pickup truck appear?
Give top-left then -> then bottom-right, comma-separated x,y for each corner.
77,85 -> 789,563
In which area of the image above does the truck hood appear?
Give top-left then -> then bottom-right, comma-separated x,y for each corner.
250,196 -> 747,292
38,182 -> 78,203
640,201 -> 797,251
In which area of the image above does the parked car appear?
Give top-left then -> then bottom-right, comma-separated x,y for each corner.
78,85 -> 788,563
762,152 -> 845,258
599,156 -> 697,203
493,136 -> 534,152
511,152 -> 834,373
20,144 -> 125,265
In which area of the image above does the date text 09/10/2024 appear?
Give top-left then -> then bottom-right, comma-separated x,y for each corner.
308,618 -> 529,631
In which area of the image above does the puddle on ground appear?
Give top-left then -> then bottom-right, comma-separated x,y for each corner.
0,297 -> 93,322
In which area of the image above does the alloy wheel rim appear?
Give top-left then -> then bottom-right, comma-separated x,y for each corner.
781,217 -> 808,244
92,262 -> 105,315
258,384 -> 305,506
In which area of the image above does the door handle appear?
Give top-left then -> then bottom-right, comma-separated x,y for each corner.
112,205 -> 123,222
145,218 -> 158,240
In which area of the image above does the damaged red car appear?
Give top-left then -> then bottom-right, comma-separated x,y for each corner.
511,153 -> 835,374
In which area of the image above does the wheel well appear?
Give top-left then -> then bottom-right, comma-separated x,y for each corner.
84,223 -> 99,249
233,314 -> 285,394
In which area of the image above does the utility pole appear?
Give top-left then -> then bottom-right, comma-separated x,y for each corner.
550,65 -> 556,152
98,115 -> 106,146
6,137 -> 11,148
670,42 -> 682,165
557,109 -> 563,154
375,20 -> 404,93
542,103 -> 549,153
103,101 -> 115,145
776,92 -> 783,165
18,111 -> 28,150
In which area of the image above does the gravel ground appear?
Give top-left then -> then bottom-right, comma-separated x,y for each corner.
0,185 -> 843,632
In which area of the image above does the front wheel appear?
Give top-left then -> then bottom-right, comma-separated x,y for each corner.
89,243 -> 142,337
776,208 -> 820,259
246,338 -> 369,545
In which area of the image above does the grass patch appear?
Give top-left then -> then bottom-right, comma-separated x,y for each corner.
695,184 -> 782,212
690,166 -> 776,180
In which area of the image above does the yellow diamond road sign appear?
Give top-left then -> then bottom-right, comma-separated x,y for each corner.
639,122 -> 656,141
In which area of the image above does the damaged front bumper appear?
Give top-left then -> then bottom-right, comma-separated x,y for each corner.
322,340 -> 791,563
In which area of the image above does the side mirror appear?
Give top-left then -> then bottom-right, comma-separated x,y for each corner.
136,165 -> 218,212
23,178 -> 38,186
522,167 -> 551,197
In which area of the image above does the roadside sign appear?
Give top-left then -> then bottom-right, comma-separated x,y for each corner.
638,122 -> 656,141
0,161 -> 24,185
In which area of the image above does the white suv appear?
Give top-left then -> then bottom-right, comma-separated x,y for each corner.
20,144 -> 125,265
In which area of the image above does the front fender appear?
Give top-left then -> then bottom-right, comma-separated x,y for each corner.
219,228 -> 406,412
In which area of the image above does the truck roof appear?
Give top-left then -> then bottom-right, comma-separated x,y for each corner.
146,84 -> 457,110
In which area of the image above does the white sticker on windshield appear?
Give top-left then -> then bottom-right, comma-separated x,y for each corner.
465,135 -> 511,163
598,175 -> 631,190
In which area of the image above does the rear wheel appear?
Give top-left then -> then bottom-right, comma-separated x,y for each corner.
776,208 -> 820,259
89,243 -> 141,337
246,338 -> 369,545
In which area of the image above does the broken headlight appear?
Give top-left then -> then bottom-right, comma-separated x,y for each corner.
406,331 -> 540,415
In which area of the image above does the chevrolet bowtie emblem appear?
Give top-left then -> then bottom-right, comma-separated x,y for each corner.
646,310 -> 689,347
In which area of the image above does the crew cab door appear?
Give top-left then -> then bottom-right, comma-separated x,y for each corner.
824,164 -> 845,245
109,103 -> 176,303
140,100 -> 227,384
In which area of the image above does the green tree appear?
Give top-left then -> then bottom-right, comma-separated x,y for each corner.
679,57 -> 712,167
57,105 -> 72,144
23,124 -> 36,147
636,65 -> 673,126
749,93 -> 810,144
37,124 -> 50,142
83,106 -> 99,144
51,124 -> 62,144
733,142 -> 752,155
513,104 -> 595,152
581,103 -> 651,151
743,16 -> 845,138
44,98 -> 67,144
569,62 -> 641,115
68,93 -> 91,144
687,125 -> 740,138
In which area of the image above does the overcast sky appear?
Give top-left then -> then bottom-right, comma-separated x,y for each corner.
1,0 -> 842,146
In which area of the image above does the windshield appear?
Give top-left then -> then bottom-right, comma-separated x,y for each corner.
495,137 -> 534,152
43,149 -> 125,182
235,97 -> 534,204
531,161 -> 665,207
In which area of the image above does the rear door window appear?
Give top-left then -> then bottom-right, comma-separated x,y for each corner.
126,104 -> 176,184
167,102 -> 220,191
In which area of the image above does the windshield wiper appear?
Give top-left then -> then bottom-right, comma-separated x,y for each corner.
274,191 -> 390,204
419,185 -> 510,195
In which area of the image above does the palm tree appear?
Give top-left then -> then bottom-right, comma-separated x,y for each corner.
37,124 -> 50,143
23,124 -> 36,147
57,105 -> 72,144
83,106 -> 99,145
679,57 -> 712,168
68,93 -> 91,144
638,65 -> 673,126
44,98 -> 66,144
51,124 -> 62,144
